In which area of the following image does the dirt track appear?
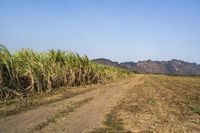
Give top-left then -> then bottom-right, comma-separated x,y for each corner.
0,75 -> 143,133
0,75 -> 200,133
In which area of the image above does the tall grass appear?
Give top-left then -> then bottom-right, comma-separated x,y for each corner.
0,44 -> 130,100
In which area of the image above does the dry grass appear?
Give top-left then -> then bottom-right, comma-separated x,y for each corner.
90,108 -> 129,133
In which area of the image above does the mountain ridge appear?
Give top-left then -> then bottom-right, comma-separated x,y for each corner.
92,58 -> 200,75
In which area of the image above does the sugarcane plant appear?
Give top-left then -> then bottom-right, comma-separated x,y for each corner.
0,44 -> 130,100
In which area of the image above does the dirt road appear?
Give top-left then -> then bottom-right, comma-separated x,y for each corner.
1,75 -> 199,133
0,75 -> 143,133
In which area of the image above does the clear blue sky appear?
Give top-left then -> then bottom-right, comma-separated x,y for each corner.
1,0 -> 200,63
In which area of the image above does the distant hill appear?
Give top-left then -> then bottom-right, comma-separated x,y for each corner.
92,58 -> 200,75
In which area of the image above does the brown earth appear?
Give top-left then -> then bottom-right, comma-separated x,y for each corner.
114,75 -> 200,133
0,75 -> 200,133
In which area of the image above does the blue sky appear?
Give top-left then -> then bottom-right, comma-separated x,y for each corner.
0,0 -> 200,63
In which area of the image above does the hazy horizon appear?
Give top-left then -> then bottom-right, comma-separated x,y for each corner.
92,58 -> 200,65
1,0 -> 200,63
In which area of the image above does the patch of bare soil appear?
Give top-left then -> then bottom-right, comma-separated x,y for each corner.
0,75 -> 143,133
116,75 -> 200,133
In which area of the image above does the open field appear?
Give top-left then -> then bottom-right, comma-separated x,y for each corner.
0,74 -> 199,133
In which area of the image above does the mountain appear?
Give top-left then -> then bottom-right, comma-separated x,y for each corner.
91,58 -> 121,67
92,58 -> 200,75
